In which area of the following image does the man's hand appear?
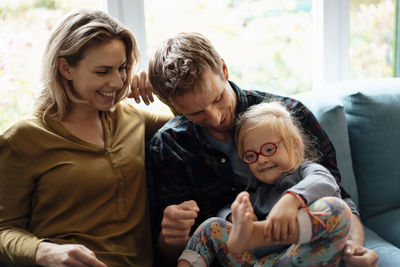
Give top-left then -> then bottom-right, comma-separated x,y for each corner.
344,212 -> 379,267
35,242 -> 107,267
159,200 -> 199,248
128,71 -> 155,105
343,240 -> 378,267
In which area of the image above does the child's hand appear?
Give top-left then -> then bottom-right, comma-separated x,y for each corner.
264,193 -> 303,243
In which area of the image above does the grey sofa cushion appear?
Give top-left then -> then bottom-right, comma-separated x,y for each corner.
364,208 -> 400,248
337,80 -> 400,220
364,226 -> 400,267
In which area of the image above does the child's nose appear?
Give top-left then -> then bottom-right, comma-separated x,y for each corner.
257,154 -> 269,164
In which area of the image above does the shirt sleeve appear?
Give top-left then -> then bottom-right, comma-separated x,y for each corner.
287,162 -> 341,205
0,133 -> 44,266
216,205 -> 232,220
344,198 -> 359,216
146,130 -> 193,249
142,110 -> 172,140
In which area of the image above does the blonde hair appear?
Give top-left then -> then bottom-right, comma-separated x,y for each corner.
148,32 -> 224,105
34,9 -> 140,121
236,101 -> 318,172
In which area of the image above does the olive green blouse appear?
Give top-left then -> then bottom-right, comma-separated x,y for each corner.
0,103 -> 170,266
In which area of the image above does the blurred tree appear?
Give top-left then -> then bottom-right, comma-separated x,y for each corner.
0,0 -> 101,133
350,0 -> 394,79
34,0 -> 57,9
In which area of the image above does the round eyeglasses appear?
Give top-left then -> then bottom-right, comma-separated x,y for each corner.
241,141 -> 282,164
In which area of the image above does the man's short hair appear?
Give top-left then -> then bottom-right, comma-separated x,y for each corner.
148,32 -> 224,105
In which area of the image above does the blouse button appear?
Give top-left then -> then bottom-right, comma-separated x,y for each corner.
118,198 -> 123,203
220,158 -> 226,163
113,163 -> 118,168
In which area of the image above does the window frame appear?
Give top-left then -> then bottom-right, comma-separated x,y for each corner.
106,0 -> 148,71
312,0 -> 350,90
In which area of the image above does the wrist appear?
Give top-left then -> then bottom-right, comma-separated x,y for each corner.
157,233 -> 186,259
285,191 -> 304,209
35,242 -> 54,265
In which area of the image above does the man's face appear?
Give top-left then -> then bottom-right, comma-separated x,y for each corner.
172,66 -> 237,141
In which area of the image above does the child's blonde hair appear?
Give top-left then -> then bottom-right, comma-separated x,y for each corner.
236,101 -> 317,172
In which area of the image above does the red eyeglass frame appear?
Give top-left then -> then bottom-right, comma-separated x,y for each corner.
241,141 -> 282,164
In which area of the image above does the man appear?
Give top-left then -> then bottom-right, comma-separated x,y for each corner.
146,32 -> 378,267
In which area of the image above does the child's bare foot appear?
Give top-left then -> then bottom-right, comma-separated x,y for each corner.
227,191 -> 255,255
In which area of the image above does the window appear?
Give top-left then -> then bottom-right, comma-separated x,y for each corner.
0,0 -> 397,133
350,0 -> 394,79
0,0 -> 104,133
144,0 -> 314,96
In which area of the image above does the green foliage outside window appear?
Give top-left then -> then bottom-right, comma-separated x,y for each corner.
0,0 -> 101,133
0,0 -> 396,133
350,0 -> 394,79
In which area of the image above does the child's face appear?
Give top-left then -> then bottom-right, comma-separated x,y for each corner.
241,124 -> 292,184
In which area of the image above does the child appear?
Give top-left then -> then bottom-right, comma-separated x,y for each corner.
177,101 -> 351,267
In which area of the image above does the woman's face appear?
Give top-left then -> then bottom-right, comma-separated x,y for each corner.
61,39 -> 128,112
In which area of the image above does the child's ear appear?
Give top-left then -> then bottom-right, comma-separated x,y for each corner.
57,57 -> 73,80
291,136 -> 303,150
291,137 -> 304,161
293,137 -> 302,150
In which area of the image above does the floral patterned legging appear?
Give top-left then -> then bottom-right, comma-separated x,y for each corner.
182,197 -> 351,267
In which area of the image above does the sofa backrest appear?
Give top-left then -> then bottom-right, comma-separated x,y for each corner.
332,78 -> 400,220
293,91 -> 359,209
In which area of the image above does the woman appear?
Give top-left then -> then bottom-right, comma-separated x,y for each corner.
0,9 -> 169,266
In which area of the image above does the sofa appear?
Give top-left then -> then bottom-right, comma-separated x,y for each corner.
294,78 -> 400,267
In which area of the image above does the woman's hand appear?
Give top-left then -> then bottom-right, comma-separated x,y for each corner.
128,71 -> 155,105
35,242 -> 107,267
264,193 -> 302,243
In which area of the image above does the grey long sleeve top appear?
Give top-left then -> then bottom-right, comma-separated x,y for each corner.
250,161 -> 341,220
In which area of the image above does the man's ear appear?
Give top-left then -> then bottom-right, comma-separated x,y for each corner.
221,59 -> 229,81
57,57 -> 73,80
